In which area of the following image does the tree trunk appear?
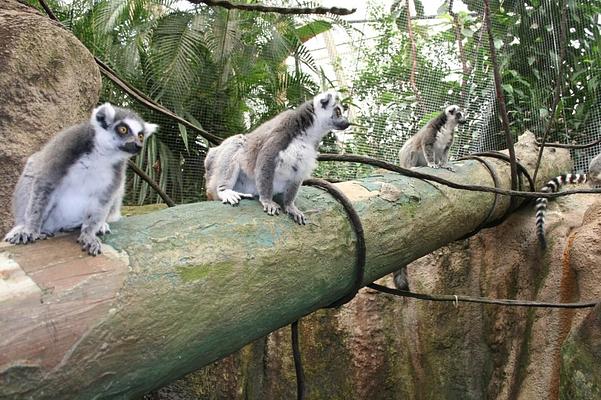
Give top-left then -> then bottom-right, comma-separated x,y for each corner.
0,132 -> 570,399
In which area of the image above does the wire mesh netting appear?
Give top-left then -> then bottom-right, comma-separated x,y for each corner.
40,0 -> 601,205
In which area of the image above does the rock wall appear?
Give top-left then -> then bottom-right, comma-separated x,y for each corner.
148,192 -> 601,399
0,0 -> 101,236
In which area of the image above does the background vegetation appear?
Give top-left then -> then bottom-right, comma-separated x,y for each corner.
27,0 -> 601,204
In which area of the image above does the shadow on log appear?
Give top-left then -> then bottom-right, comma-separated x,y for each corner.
0,133 -> 571,399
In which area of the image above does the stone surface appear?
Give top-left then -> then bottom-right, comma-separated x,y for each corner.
559,201 -> 601,400
148,190 -> 601,399
0,0 -> 101,236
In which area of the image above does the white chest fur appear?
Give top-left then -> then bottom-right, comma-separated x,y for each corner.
435,123 -> 456,151
273,136 -> 318,194
43,151 -> 123,232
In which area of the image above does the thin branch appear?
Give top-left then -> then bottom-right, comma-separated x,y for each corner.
483,0 -> 519,200
127,160 -> 176,207
37,0 -> 223,146
449,0 -> 470,102
96,61 -> 223,146
368,283 -> 599,309
535,137 -> 601,150
532,0 -> 568,184
404,0 -> 425,114
187,0 -> 356,15
316,153 -> 601,199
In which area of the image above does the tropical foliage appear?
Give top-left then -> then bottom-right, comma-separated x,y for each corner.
29,0 -> 344,204
26,0 -> 601,199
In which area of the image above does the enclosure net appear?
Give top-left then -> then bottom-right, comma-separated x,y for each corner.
44,0 -> 601,205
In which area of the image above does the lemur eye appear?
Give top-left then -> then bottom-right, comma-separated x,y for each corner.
343,104 -> 349,111
117,125 -> 128,135
138,133 -> 144,141
334,107 -> 342,118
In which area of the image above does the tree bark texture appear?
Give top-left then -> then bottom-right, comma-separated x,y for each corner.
0,133 -> 571,399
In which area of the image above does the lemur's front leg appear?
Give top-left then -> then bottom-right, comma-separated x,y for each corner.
256,151 -> 281,216
283,180 -> 306,225
439,145 -> 455,172
423,142 -> 438,169
78,201 -> 112,256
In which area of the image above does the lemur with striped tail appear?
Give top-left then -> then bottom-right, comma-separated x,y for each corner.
535,152 -> 601,248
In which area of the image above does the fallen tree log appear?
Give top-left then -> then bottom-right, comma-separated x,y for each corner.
0,132 -> 571,399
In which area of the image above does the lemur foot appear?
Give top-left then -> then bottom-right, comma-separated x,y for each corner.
442,165 -> 456,172
219,189 -> 254,206
393,268 -> 410,291
4,225 -> 45,244
77,232 -> 102,256
261,199 -> 281,216
285,204 -> 307,225
97,223 -> 111,236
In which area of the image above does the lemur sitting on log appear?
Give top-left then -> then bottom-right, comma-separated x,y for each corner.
393,105 -> 467,291
204,91 -> 350,225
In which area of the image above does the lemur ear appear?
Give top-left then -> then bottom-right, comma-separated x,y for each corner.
93,103 -> 116,129
320,93 -> 332,109
144,123 -> 159,138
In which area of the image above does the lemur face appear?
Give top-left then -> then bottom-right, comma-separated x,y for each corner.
314,91 -> 350,130
445,105 -> 467,125
92,103 -> 158,155
588,153 -> 601,186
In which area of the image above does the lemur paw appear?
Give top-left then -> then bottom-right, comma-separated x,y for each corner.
96,223 -> 111,236
393,268 -> 410,291
427,163 -> 440,169
285,205 -> 307,225
77,232 -> 102,256
261,199 -> 281,216
442,165 -> 456,172
4,225 -> 43,245
219,189 -> 253,206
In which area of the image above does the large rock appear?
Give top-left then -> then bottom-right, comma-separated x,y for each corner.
148,190 -> 601,399
0,0 -> 101,236
559,202 -> 601,400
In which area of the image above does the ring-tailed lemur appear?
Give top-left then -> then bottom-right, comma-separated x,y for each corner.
204,90 -> 349,225
535,152 -> 601,249
398,105 -> 467,172
4,103 -> 158,255
394,105 -> 467,291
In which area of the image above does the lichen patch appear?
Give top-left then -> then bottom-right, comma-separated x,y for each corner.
0,252 -> 41,302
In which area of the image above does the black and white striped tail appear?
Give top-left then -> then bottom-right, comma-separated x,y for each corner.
535,173 -> 586,249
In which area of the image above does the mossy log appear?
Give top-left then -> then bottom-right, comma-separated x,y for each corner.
0,133 -> 570,399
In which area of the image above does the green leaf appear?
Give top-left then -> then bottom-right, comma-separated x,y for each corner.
177,123 -> 190,153
494,38 -> 504,50
295,20 -> 333,43
527,56 -> 536,66
461,28 -> 474,38
502,84 -> 514,94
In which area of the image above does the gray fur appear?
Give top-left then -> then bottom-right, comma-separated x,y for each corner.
398,105 -> 467,173
4,103 -> 158,255
205,90 -> 349,224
